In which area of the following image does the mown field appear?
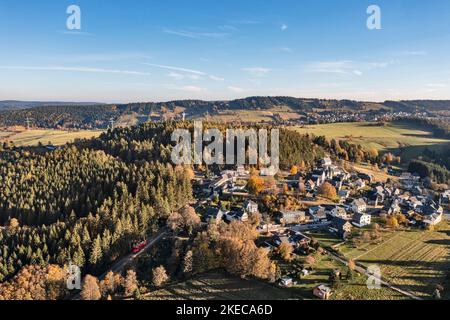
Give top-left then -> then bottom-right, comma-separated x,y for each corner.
143,271 -> 301,300
192,106 -> 301,123
339,221 -> 450,299
293,122 -> 450,160
0,129 -> 103,146
144,263 -> 406,301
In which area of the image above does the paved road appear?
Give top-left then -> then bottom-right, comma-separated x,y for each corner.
72,228 -> 169,300
99,228 -> 168,278
326,250 -> 423,300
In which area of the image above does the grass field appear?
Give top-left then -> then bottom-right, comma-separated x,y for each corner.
0,129 -> 104,146
192,106 -> 301,123
143,271 -> 302,300
293,122 -> 450,160
144,264 -> 406,300
340,221 -> 450,299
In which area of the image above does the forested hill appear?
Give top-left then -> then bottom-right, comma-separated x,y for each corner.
1,96 -> 449,129
0,100 -> 102,111
0,96 -> 381,129
384,100 -> 450,112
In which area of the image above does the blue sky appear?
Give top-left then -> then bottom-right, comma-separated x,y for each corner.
0,0 -> 449,103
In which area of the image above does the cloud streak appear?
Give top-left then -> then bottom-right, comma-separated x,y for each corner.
242,67 -> 271,77
0,65 -> 151,75
163,28 -> 228,39
144,63 -> 224,81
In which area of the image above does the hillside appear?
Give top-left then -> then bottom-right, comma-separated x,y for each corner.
1,96 -> 449,130
0,96 -> 386,129
0,100 -> 102,111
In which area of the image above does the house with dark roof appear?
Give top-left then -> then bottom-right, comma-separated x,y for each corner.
204,207 -> 227,223
243,200 -> 259,215
331,217 -> 353,239
309,206 -> 327,222
226,209 -> 249,223
330,206 -> 347,219
352,213 -> 372,227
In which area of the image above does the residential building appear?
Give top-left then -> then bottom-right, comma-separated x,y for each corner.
351,198 -> 367,213
313,285 -> 332,300
243,200 -> 259,215
280,210 -> 306,225
352,213 -> 372,227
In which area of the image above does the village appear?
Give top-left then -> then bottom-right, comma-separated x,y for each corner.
192,156 -> 450,299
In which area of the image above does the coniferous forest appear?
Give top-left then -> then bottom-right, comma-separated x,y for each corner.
0,122 -> 193,284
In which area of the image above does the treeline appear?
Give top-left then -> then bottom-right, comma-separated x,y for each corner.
385,100 -> 450,113
408,160 -> 450,184
312,136 -> 383,165
396,118 -> 450,139
279,129 -> 325,169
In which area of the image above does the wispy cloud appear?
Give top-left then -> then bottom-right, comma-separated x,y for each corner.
228,86 -> 245,93
242,67 -> 271,77
144,63 -> 224,81
229,19 -> 260,25
305,61 -> 357,75
144,63 -> 205,75
278,47 -> 294,53
305,60 -> 394,76
208,75 -> 225,81
396,50 -> 428,56
163,28 -> 228,39
179,85 -> 206,93
0,65 -> 150,75
281,24 -> 288,31
64,52 -> 152,62
168,72 -> 200,80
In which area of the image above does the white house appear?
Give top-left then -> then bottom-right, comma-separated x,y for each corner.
351,198 -> 367,213
330,206 -> 347,219
321,157 -> 332,167
243,200 -> 259,215
313,285 -> 332,300
352,213 -> 372,227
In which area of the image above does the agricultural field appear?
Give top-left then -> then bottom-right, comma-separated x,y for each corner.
293,122 -> 450,161
192,106 -> 302,123
0,128 -> 103,146
278,248 -> 406,300
143,271 -> 301,300
340,221 -> 450,299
